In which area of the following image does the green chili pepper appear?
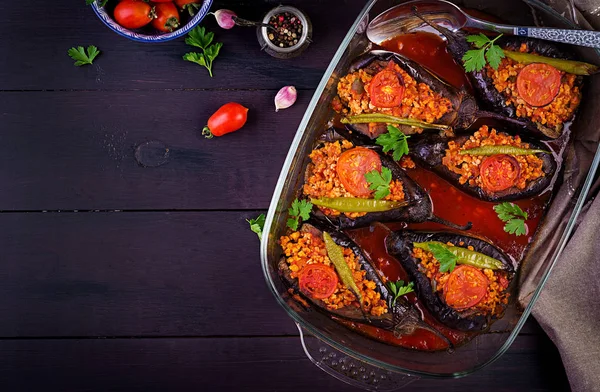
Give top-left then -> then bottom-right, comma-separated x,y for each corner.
311,197 -> 409,213
504,50 -> 598,76
459,145 -> 550,156
323,232 -> 362,303
413,241 -> 505,270
340,114 -> 449,131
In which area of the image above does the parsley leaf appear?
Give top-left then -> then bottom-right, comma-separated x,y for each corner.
462,34 -> 505,72
287,199 -> 313,231
494,202 -> 528,236
68,45 -> 100,67
428,243 -> 458,273
376,125 -> 410,161
183,26 -> 222,77
387,280 -> 415,306
365,167 -> 392,200
246,214 -> 266,240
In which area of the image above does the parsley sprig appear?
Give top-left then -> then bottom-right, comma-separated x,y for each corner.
183,26 -> 223,77
68,45 -> 101,67
287,199 -> 313,231
247,214 -> 265,240
376,125 -> 410,161
387,280 -> 414,306
365,167 -> 392,200
428,243 -> 458,273
494,202 -> 528,236
462,33 -> 505,72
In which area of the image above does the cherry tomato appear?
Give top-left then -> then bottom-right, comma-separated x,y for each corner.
175,0 -> 202,15
152,2 -> 180,32
114,0 -> 155,30
336,147 -> 382,197
479,154 -> 520,193
516,63 -> 561,107
369,69 -> 405,108
443,265 -> 489,310
202,103 -> 249,138
298,264 -> 339,300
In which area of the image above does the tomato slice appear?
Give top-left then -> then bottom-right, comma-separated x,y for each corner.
336,147 -> 382,197
369,69 -> 405,108
479,154 -> 520,193
298,264 -> 339,300
443,265 -> 489,310
516,63 -> 562,107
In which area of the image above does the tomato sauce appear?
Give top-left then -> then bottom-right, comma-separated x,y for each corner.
379,31 -> 470,89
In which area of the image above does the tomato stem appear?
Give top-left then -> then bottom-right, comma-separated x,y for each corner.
202,126 -> 214,139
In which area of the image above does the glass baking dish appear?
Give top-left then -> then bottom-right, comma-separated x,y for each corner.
261,0 -> 600,389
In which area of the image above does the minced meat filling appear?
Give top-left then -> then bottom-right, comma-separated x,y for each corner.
280,231 -> 388,317
412,243 -> 509,317
334,61 -> 453,123
486,43 -> 581,129
442,125 -> 544,190
303,140 -> 405,218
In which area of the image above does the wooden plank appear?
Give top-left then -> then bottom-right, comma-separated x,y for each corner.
0,90 -> 310,210
0,335 -> 569,391
0,0 -> 362,91
0,210 -> 542,338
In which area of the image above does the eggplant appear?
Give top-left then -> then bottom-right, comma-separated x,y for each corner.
279,222 -> 453,347
308,128 -> 472,230
338,51 -> 546,139
385,229 -> 514,332
410,131 -> 557,202
415,14 -> 584,139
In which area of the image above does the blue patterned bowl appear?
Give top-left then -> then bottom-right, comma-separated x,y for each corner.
92,0 -> 213,42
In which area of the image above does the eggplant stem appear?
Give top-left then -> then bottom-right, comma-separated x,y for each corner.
429,215 -> 473,231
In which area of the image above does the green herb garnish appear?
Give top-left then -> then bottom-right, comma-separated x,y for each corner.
68,45 -> 100,67
387,280 -> 414,306
462,33 -> 505,72
86,0 -> 109,6
287,199 -> 313,231
247,214 -> 265,240
494,202 -> 528,236
183,26 -> 223,77
376,125 -> 410,161
428,242 -> 458,273
365,167 -> 392,200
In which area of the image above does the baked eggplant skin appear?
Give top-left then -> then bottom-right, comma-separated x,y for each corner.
385,230 -> 514,332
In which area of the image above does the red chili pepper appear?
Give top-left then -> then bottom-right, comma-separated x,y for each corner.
202,102 -> 249,138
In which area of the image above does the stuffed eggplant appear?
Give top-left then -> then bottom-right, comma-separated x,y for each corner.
331,51 -> 550,140
416,15 -> 593,139
411,125 -> 556,202
386,229 -> 514,332
303,130 -> 471,229
279,222 -> 452,347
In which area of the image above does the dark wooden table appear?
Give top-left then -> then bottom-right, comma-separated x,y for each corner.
0,0 -> 571,390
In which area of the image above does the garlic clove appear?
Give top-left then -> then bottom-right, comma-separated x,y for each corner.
275,86 -> 297,112
213,9 -> 237,30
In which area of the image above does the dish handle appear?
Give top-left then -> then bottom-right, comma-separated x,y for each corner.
296,323 -> 419,391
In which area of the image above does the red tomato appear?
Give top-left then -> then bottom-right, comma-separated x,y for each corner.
336,147 -> 382,197
203,103 -> 249,138
479,155 -> 520,193
113,0 -> 155,29
369,69 -> 405,108
298,264 -> 338,300
152,2 -> 180,32
175,0 -> 202,15
443,265 -> 489,310
516,63 -> 562,107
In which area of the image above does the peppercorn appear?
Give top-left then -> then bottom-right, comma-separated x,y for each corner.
268,11 -> 303,48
